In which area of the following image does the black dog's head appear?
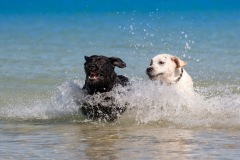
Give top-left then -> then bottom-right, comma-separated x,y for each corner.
83,55 -> 127,94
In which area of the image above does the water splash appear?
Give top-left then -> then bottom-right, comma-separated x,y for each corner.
1,79 -> 240,128
123,80 -> 240,128
0,81 -> 84,122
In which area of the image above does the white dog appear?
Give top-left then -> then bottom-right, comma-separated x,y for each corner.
146,54 -> 193,92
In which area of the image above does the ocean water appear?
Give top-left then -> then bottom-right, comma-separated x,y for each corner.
0,0 -> 240,159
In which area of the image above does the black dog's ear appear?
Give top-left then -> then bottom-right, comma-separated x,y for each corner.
84,56 -> 90,61
108,57 -> 126,68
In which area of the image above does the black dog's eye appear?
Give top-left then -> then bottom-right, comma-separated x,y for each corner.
159,61 -> 165,65
96,58 -> 105,65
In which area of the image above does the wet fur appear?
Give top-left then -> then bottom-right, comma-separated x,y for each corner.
146,54 -> 193,93
80,55 -> 128,121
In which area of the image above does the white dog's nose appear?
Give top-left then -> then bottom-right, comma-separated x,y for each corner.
146,67 -> 153,74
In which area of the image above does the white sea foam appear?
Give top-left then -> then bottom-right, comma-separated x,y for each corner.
1,79 -> 240,128
125,80 -> 240,128
0,81 -> 83,121
55,79 -> 240,128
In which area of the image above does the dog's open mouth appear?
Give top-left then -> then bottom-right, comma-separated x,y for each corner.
88,72 -> 105,81
88,72 -> 99,80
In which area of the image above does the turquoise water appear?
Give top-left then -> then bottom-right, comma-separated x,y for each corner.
0,0 -> 240,159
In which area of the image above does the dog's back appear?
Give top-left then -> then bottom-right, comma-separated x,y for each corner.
116,75 -> 129,86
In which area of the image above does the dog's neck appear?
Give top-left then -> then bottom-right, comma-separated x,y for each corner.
84,74 -> 118,95
175,68 -> 184,83
163,68 -> 184,85
83,74 -> 128,95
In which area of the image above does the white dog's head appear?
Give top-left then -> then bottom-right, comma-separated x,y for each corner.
146,54 -> 187,83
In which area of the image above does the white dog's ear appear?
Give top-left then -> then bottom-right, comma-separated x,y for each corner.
171,56 -> 187,68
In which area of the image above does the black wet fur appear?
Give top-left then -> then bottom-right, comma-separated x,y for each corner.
80,55 -> 128,122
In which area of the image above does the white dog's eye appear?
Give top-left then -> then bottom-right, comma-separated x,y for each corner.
159,61 -> 165,65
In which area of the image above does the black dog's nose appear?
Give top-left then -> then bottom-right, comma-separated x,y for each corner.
146,67 -> 153,74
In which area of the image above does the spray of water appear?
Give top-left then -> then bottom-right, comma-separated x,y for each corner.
1,78 -> 240,128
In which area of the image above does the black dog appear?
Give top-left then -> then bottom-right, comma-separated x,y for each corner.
80,55 -> 129,121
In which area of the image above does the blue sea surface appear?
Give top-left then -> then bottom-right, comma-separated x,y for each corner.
1,0 -> 240,13
0,0 -> 240,159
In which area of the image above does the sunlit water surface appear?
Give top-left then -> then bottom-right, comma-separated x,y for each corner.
0,0 -> 240,159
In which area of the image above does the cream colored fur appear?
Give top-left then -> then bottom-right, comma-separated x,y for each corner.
146,54 -> 193,93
